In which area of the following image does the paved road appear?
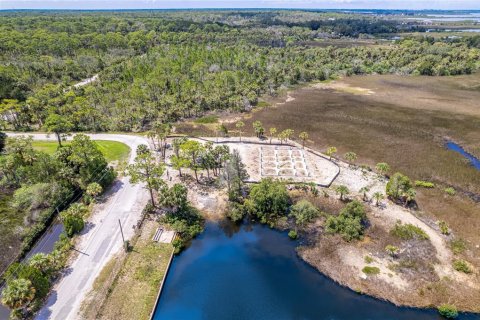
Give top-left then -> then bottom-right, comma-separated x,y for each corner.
6,133 -> 150,320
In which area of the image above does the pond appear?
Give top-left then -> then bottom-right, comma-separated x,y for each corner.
153,222 -> 479,320
25,220 -> 64,259
446,142 -> 480,171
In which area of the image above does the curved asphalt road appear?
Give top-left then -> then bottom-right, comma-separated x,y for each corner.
6,133 -> 150,320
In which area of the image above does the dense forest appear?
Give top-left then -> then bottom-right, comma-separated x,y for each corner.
1,10 -> 479,132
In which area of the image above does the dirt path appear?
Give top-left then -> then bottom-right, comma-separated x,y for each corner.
73,74 -> 99,88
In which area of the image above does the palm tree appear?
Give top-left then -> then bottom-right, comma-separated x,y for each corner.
86,182 -> 103,202
278,131 -> 287,145
253,121 -> 264,138
283,129 -> 294,142
299,132 -> 308,148
375,162 -> 390,177
359,186 -> 370,201
372,192 -> 384,206
385,245 -> 399,258
269,127 -> 277,144
29,253 -> 53,275
344,152 -> 357,166
326,146 -> 337,160
236,121 -> 245,142
334,185 -> 349,201
1,279 -> 36,310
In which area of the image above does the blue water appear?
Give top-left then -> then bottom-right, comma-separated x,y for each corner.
153,222 -> 479,320
446,142 -> 480,170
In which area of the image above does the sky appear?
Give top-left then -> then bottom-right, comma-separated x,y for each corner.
0,0 -> 479,10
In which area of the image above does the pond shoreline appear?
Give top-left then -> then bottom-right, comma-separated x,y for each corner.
152,221 -> 480,319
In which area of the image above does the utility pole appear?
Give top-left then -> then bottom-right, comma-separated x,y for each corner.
118,219 -> 127,252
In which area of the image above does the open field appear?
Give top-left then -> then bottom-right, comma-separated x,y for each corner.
31,140 -> 130,163
82,219 -> 173,320
214,74 -> 480,251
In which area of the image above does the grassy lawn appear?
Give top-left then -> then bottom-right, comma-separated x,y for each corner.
32,140 -> 130,163
83,221 -> 173,320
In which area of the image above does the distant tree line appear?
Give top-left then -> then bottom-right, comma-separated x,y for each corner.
1,11 -> 479,132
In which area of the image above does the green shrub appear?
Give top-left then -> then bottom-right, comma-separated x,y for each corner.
452,259 -> 472,274
288,230 -> 298,239
16,264 -> 51,300
362,266 -> 380,275
391,221 -> 429,240
444,187 -> 456,196
437,304 -> 458,319
340,200 -> 367,220
438,220 -> 450,235
386,172 -> 414,200
226,203 -> 245,222
61,211 -> 85,237
290,200 -> 319,227
449,238 -> 466,255
326,215 -> 363,241
12,183 -> 57,211
28,253 -> 54,276
385,245 -> 400,257
364,255 -> 374,264
325,200 -> 367,242
247,178 -> 290,224
60,203 -> 89,237
172,238 -> 185,254
414,180 -> 435,188
193,115 -> 218,124
163,201 -> 205,254
256,101 -> 270,108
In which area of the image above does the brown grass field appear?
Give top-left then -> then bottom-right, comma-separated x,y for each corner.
242,74 -> 480,251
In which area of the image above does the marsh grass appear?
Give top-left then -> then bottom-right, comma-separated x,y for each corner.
229,74 -> 480,250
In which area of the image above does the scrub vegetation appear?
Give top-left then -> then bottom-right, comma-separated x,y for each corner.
0,135 -> 115,274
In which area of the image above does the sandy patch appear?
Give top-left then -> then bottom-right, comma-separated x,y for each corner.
338,246 -> 410,290
312,80 -> 375,95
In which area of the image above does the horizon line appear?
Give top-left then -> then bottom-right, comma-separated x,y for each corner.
1,7 -> 480,11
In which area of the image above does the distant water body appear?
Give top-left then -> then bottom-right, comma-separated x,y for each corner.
409,13 -> 480,22
153,222 -> 480,320
446,142 -> 480,171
